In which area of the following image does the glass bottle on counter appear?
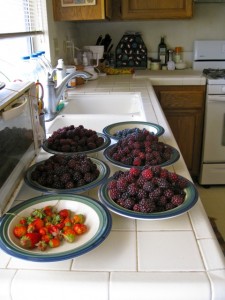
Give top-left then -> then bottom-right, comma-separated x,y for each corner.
158,36 -> 167,66
174,47 -> 183,63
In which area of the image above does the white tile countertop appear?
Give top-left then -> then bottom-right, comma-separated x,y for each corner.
1,73 -> 225,300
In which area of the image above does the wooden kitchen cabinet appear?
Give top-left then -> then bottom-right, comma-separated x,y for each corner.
121,0 -> 193,20
52,0 -> 112,21
153,85 -> 206,177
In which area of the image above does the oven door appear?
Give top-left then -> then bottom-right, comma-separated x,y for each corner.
0,85 -> 39,215
202,94 -> 225,162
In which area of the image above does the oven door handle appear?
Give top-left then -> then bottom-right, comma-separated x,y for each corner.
208,95 -> 225,102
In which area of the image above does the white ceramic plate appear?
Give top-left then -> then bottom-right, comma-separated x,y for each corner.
24,157 -> 110,193
103,143 -> 180,169
103,121 -> 165,141
99,176 -> 198,220
0,194 -> 112,262
42,132 -> 111,155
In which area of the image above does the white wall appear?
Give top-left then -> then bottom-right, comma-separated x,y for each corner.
47,3 -> 225,67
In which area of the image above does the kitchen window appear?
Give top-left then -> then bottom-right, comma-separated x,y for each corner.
0,0 -> 48,81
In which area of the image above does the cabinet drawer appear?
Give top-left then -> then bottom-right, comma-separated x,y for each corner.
159,91 -> 204,109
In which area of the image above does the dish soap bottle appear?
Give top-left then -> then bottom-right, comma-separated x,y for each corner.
158,36 -> 167,66
56,58 -> 66,85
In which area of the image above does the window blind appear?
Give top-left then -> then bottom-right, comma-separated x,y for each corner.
0,0 -> 43,38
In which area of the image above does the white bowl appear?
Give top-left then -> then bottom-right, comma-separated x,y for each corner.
175,62 -> 187,70
0,194 -> 112,262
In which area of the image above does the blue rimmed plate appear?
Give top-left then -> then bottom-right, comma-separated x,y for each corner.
24,157 -> 110,193
103,121 -> 165,141
103,144 -> 180,169
98,176 -> 198,220
42,132 -> 111,155
0,194 -> 112,262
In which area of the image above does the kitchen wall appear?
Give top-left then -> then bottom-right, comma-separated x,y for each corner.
47,3 -> 225,67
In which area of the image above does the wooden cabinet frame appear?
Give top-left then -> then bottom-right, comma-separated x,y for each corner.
121,0 -> 193,20
154,85 -> 206,177
52,0 -> 112,21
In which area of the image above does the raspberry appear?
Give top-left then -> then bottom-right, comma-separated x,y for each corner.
129,167 -> 141,177
133,157 -> 142,166
168,172 -> 179,183
160,168 -> 169,179
141,168 -> 153,180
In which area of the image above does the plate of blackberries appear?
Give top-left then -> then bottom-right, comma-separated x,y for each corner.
98,166 -> 198,220
24,154 -> 110,193
103,131 -> 180,169
42,125 -> 111,155
103,121 -> 165,141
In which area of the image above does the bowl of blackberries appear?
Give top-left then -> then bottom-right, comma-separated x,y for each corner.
42,125 -> 111,155
103,130 -> 180,169
24,154 -> 110,193
103,121 -> 165,141
98,166 -> 198,220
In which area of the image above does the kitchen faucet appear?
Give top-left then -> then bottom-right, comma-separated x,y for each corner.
44,70 -> 92,121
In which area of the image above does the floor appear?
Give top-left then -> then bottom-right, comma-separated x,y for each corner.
196,183 -> 225,241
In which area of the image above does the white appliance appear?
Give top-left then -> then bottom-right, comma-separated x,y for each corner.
193,40 -> 225,185
0,82 -> 41,215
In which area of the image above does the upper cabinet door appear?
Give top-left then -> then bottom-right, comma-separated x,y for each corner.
52,0 -> 112,21
121,0 -> 193,20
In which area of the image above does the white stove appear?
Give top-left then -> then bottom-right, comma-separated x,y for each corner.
193,40 -> 225,185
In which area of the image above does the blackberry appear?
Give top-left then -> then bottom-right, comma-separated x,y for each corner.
109,188 -> 121,200
65,181 -> 75,189
150,187 -> 162,198
136,176 -> 146,188
177,177 -> 189,189
127,183 -> 138,196
52,181 -> 64,189
112,170 -> 124,180
137,189 -> 148,199
164,188 -> 174,199
143,181 -> 155,192
133,203 -> 141,212
123,198 -> 135,210
73,171 -> 83,182
76,179 -> 86,187
139,199 -> 156,213
60,173 -> 71,184
157,195 -> 167,207
165,202 -> 176,211
171,195 -> 185,207
156,178 -> 169,189
84,172 -> 96,183
108,179 -> 118,190
116,177 -> 129,192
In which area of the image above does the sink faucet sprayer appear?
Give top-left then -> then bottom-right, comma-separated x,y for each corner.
44,70 -> 92,121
